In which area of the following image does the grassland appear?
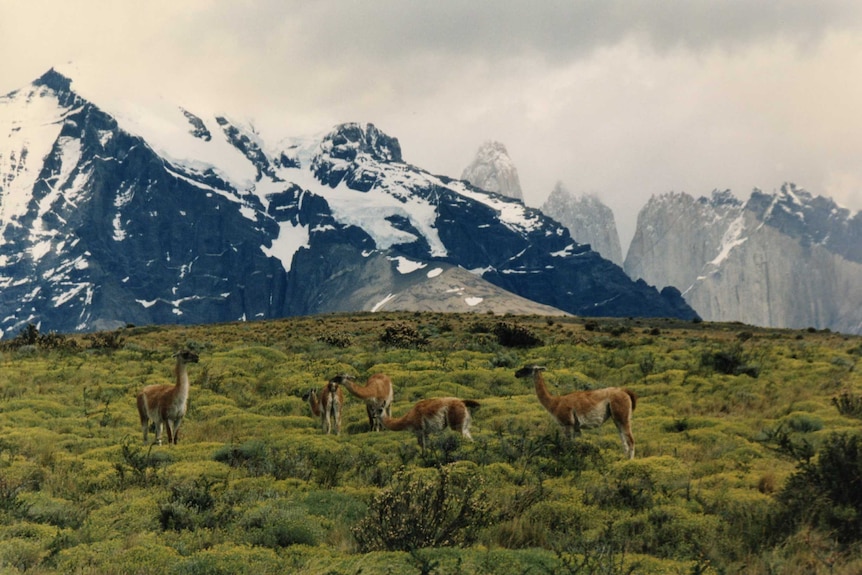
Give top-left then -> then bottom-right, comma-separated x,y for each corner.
0,312 -> 860,574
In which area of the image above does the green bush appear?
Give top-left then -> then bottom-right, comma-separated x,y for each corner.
352,465 -> 491,551
586,465 -> 656,511
316,331 -> 352,348
775,432 -> 862,546
239,502 -> 323,548
114,438 -> 173,487
700,342 -> 760,377
493,322 -> 543,348
832,392 -> 862,419
212,440 -> 273,477
159,477 -> 223,532
380,323 -> 429,349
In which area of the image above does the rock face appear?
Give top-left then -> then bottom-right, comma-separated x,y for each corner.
624,185 -> 862,334
0,70 -> 697,337
461,141 -> 524,201
541,182 -> 624,266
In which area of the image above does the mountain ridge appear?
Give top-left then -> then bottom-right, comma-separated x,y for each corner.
0,71 -> 695,336
624,184 -> 862,334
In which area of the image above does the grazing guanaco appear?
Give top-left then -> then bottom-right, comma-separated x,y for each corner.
332,373 -> 393,431
514,365 -> 636,459
376,397 -> 480,450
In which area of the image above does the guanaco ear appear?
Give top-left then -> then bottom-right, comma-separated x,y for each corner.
535,365 -> 546,371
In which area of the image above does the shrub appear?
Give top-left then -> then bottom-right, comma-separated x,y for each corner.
0,476 -> 24,516
159,477 -> 221,531
0,323 -> 79,352
784,414 -> 824,433
114,438 -> 173,487
380,323 -> 429,349
239,502 -> 322,548
212,440 -> 273,476
638,352 -> 656,378
700,343 -> 759,377
493,322 -> 543,348
586,465 -> 656,511
832,392 -> 862,420
316,331 -> 352,348
489,350 -> 520,369
775,432 -> 862,546
546,521 -> 640,575
352,465 -> 491,551
757,424 -> 816,462
310,448 -> 355,488
85,329 -> 125,350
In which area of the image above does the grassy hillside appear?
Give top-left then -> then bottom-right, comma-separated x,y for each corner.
0,312 -> 860,574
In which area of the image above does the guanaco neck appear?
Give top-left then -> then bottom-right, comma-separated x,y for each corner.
173,359 -> 191,406
532,372 -> 558,412
380,414 -> 411,431
343,379 -> 375,399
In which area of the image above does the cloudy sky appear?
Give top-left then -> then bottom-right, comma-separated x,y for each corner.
3,0 -> 862,250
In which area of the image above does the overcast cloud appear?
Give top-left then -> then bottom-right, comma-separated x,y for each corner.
3,0 -> 862,250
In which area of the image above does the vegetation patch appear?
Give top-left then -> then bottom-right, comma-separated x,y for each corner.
0,311 -> 858,573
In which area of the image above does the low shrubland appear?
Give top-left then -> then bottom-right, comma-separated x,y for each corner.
0,313 -> 859,574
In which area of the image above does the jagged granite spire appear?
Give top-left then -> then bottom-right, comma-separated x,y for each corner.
461,141 -> 523,201
541,182 -> 624,266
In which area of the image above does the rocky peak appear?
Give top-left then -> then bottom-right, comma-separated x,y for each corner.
461,141 -> 523,201
541,182 -> 623,266
703,188 -> 742,208
745,183 -> 861,263
32,68 -> 73,93
320,122 -> 402,163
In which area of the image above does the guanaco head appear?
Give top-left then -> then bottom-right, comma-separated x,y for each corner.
325,378 -> 340,394
301,389 -> 318,402
174,349 -> 200,364
328,373 -> 355,385
371,404 -> 387,420
514,365 -> 545,379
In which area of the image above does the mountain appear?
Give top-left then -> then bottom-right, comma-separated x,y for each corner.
624,185 -> 862,334
0,70 -> 696,337
461,141 -> 524,201
541,182 -> 624,266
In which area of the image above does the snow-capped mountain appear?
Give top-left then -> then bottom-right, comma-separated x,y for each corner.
0,70 -> 696,337
541,182 -> 624,266
624,185 -> 862,334
461,141 -> 524,201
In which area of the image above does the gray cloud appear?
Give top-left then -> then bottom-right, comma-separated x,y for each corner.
2,0 -> 862,251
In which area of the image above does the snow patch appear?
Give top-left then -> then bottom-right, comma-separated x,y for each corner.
427,267 -> 443,278
390,256 -> 426,274
112,213 -> 126,241
371,293 -> 396,312
53,283 -> 91,307
284,161 -> 448,257
710,215 -> 748,267
262,221 -> 310,272
550,244 -> 575,258
465,297 -> 483,306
